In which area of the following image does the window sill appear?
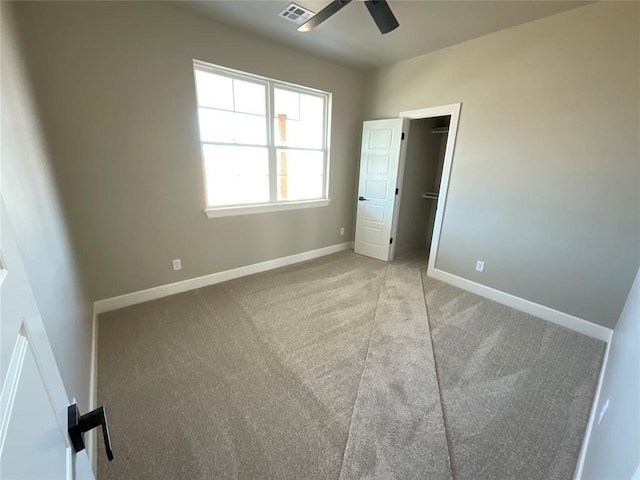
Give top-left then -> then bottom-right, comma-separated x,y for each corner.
204,199 -> 331,218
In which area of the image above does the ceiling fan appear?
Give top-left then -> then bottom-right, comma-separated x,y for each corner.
298,0 -> 399,35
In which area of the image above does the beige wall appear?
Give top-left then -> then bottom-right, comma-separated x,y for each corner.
365,2 -> 640,328
13,1 -> 365,300
581,267 -> 640,479
1,3 -> 93,410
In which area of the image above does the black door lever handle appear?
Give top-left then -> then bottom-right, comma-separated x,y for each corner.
358,196 -> 367,201
68,403 -> 114,461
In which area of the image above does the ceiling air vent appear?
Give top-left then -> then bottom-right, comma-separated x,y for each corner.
278,3 -> 315,25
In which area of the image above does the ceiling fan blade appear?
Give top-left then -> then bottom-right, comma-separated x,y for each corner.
364,0 -> 399,34
298,0 -> 352,32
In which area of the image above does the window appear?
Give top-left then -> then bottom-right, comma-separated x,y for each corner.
193,60 -> 331,217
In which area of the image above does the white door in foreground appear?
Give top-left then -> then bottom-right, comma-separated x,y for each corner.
0,199 -> 94,479
354,118 -> 406,261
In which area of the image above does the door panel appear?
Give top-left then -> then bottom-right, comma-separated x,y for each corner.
368,128 -> 393,148
367,155 -> 390,174
0,199 -> 93,479
1,335 -> 72,479
363,204 -> 384,223
354,119 -> 406,261
364,180 -> 388,199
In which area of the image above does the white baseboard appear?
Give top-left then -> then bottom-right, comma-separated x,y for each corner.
94,242 -> 354,314
573,331 -> 613,479
427,267 -> 613,342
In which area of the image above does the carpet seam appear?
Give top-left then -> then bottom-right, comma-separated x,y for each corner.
422,271 -> 458,480
336,264 -> 389,479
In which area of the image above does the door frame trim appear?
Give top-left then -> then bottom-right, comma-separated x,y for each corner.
398,103 -> 462,269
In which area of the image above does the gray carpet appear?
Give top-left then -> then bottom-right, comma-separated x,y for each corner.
423,275 -> 605,480
340,262 -> 451,479
98,252 -> 387,479
97,250 -> 604,480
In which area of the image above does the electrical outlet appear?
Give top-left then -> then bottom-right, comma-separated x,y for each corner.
340,227 -> 345,236
598,398 -> 610,424
475,260 -> 485,272
172,259 -> 182,271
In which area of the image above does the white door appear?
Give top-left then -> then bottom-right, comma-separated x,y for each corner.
0,199 -> 94,479
354,118 -> 407,261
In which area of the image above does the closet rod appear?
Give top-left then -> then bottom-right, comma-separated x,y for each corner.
431,127 -> 449,134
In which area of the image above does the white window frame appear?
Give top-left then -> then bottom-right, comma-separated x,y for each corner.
193,60 -> 332,218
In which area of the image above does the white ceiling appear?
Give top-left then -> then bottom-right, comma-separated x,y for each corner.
174,1 -> 591,70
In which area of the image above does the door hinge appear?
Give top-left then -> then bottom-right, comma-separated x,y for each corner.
395,188 -> 399,195
401,132 -> 405,140
390,238 -> 393,245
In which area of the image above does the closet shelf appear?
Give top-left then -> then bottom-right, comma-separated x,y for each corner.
421,192 -> 439,200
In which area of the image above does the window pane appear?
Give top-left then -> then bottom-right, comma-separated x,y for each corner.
278,175 -> 323,201
194,70 -> 233,110
277,149 -> 324,201
274,88 -> 300,120
207,175 -> 269,206
274,89 -> 324,149
203,145 -> 269,206
233,79 -> 266,115
204,145 -> 269,176
277,150 -> 323,176
198,108 -> 266,145
300,94 -> 324,123
198,108 -> 234,143
274,118 -> 323,149
233,113 -> 266,145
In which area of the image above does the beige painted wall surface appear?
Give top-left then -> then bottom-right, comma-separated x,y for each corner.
581,267 -> 640,479
13,1 -> 365,300
1,3 -> 93,410
365,2 -> 640,328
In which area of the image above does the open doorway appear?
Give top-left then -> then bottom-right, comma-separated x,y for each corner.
394,116 -> 451,261
389,103 -> 461,271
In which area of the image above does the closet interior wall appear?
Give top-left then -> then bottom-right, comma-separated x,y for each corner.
395,117 -> 450,256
